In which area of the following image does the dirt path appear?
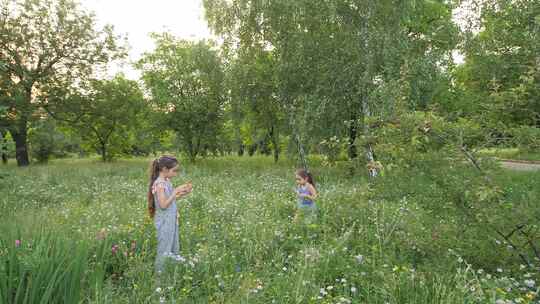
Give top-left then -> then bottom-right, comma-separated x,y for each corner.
500,160 -> 540,171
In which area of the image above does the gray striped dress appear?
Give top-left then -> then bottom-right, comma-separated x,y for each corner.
152,177 -> 180,272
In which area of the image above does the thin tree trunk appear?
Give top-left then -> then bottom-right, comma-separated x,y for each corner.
238,143 -> 244,156
269,125 -> 280,163
236,126 -> 244,156
232,101 -> 244,156
287,101 -> 308,170
1,130 -> 8,164
295,132 -> 308,170
360,3 -> 377,178
348,111 -> 358,160
362,93 -> 378,178
100,142 -> 107,162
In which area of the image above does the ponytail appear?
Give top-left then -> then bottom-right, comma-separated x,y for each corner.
306,172 -> 315,188
147,159 -> 160,218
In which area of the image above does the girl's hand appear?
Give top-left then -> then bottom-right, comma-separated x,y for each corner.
175,182 -> 193,198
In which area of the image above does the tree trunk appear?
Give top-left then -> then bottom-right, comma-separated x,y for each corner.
294,132 -> 308,171
235,123 -> 244,156
9,119 -> 30,167
268,125 -> 279,163
284,99 -> 308,170
1,130 -> 8,164
362,94 -> 378,178
348,112 -> 358,160
238,143 -> 244,156
360,4 -> 377,178
269,125 -> 280,163
248,141 -> 257,156
100,142 -> 107,162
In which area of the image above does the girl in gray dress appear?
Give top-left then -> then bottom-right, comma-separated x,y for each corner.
147,156 -> 193,272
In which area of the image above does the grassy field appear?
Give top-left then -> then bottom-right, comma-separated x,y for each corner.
478,148 -> 540,162
0,156 -> 539,303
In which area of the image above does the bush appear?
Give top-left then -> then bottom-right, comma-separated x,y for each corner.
28,119 -> 72,163
511,126 -> 540,152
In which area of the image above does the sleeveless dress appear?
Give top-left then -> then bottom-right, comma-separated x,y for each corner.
152,177 -> 180,272
297,184 -> 316,209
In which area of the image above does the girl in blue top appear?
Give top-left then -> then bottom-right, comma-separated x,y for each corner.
295,169 -> 318,222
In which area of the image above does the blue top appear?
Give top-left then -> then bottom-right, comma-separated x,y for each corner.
297,184 -> 314,205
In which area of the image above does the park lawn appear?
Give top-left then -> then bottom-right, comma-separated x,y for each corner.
0,156 -> 539,303
478,148 -> 540,162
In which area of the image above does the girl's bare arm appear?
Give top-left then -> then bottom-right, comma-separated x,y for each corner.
155,184 -> 178,209
305,184 -> 318,200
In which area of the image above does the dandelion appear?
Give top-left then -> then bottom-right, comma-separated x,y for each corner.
524,279 -> 535,288
339,297 -> 351,304
174,254 -> 185,262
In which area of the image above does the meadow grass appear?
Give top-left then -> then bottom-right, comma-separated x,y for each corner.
0,156 -> 538,303
478,148 -> 540,162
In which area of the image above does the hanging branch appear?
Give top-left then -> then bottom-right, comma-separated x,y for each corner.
360,2 -> 378,179
279,29 -> 308,172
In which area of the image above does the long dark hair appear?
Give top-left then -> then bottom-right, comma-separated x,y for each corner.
147,155 -> 178,218
296,168 -> 315,188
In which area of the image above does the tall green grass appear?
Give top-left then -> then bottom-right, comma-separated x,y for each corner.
0,226 -> 88,303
